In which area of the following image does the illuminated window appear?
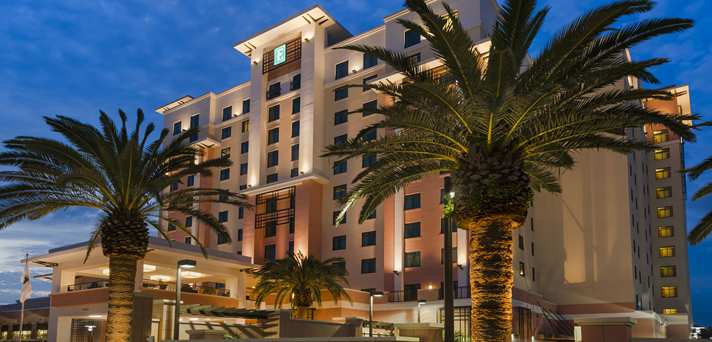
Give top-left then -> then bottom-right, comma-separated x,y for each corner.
655,167 -> 671,180
660,286 -> 677,298
659,246 -> 675,257
656,187 -> 672,199
654,148 -> 670,160
660,266 -> 677,277
657,226 -> 674,238
662,308 -> 678,315
653,130 -> 669,144
657,206 -> 673,218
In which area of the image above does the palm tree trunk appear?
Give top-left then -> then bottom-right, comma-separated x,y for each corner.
105,253 -> 138,342
466,215 -> 521,342
293,306 -> 311,320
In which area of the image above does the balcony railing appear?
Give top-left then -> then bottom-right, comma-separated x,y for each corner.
142,282 -> 231,297
439,286 -> 471,300
66,280 -> 109,292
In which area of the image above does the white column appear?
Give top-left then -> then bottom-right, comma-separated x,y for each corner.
457,227 -> 468,284
393,189 -> 405,291
247,47 -> 265,188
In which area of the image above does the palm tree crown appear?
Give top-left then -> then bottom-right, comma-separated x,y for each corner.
251,252 -> 350,313
687,156 -> 712,244
324,0 -> 695,340
0,109 -> 244,342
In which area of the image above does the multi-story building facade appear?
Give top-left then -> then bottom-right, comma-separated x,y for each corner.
31,1 -> 693,341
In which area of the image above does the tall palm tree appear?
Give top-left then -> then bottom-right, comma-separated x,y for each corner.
324,0 -> 695,340
251,252 -> 350,319
0,110 -> 244,342
687,156 -> 712,244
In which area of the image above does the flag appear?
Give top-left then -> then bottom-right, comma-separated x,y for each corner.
20,255 -> 31,303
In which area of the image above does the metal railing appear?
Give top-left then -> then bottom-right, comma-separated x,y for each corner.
66,280 -> 109,292
142,282 -> 231,297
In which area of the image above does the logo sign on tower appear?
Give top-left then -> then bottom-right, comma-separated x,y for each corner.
274,44 -> 287,65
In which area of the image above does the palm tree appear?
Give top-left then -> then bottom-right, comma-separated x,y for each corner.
0,110 -> 244,342
324,0 -> 695,340
251,252 -> 350,319
687,156 -> 712,244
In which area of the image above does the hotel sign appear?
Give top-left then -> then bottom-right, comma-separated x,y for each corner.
273,44 -> 287,65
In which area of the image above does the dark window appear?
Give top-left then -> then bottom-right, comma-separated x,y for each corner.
404,222 -> 421,238
266,198 -> 277,213
404,283 -> 420,301
289,218 -> 295,234
222,106 -> 233,121
239,163 -> 248,175
185,216 -> 193,227
332,211 -> 346,225
189,114 -> 200,142
333,235 -> 347,250
366,211 -> 376,220
362,153 -> 377,168
218,211 -> 228,223
404,29 -> 422,48
241,141 -> 249,154
334,134 -> 348,146
333,185 -> 347,201
238,207 -> 244,219
363,53 -> 378,69
404,251 -> 421,267
362,231 -> 376,246
518,235 -> 524,250
288,240 -> 294,254
363,75 -> 378,91
291,121 -> 300,138
264,244 -> 276,261
334,110 -> 348,125
184,236 -> 191,244
290,168 -> 299,177
291,144 -> 299,161
242,99 -> 251,114
363,100 -> 377,116
265,221 -> 277,237
334,261 -> 346,272
292,97 -> 301,114
267,128 -> 279,145
186,175 -> 195,187
267,83 -> 281,100
169,181 -> 179,192
268,105 -> 280,122
335,86 -> 349,101
362,127 -> 377,141
221,126 -> 232,140
335,61 -> 349,80
219,168 -> 230,181
267,150 -> 279,167
333,160 -> 348,174
173,121 -> 182,136
266,173 -> 278,183
217,231 -> 230,245
168,222 -> 176,231
361,258 -> 376,273
404,193 -> 421,210
239,184 -> 247,190
237,229 -> 243,241
290,74 -> 301,90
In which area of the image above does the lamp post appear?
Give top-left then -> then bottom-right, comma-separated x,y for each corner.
174,259 -> 196,340
368,290 -> 384,337
417,300 -> 426,323
443,177 -> 455,342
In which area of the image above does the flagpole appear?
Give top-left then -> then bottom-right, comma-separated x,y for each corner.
18,253 -> 28,342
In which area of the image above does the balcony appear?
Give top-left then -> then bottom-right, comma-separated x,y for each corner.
142,282 -> 231,297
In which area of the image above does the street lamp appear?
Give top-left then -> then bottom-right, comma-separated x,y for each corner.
368,290 -> 384,337
443,177 -> 455,342
417,300 -> 426,323
174,259 -> 196,339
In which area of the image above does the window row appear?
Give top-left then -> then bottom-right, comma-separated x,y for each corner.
221,99 -> 252,122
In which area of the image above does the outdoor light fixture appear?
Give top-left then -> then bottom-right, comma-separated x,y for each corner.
149,275 -> 172,282
368,290 -> 384,337
174,259 -> 197,339
143,264 -> 157,273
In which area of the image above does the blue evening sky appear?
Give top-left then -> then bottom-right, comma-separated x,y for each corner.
1,0 -> 711,324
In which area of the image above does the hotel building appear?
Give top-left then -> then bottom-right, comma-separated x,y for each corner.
29,1 -> 692,341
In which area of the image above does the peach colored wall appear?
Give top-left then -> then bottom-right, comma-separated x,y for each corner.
581,324 -> 631,342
